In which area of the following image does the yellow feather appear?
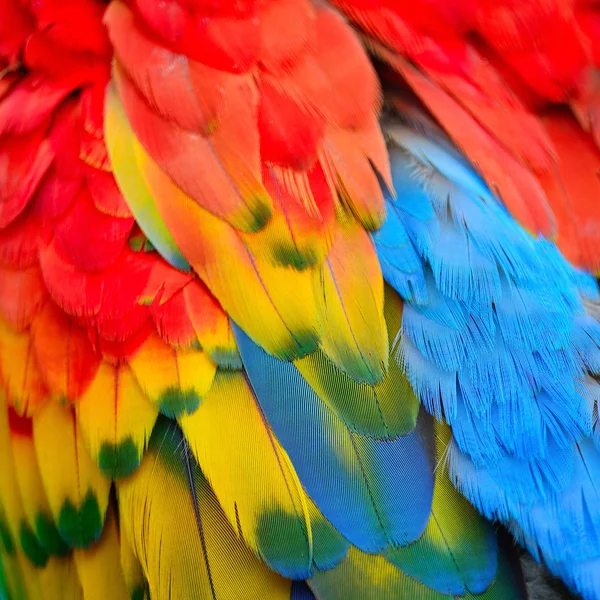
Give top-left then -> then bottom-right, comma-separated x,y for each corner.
76,362 -> 158,478
119,509 -> 149,600
317,217 -> 388,384
179,370 -> 314,578
128,332 -> 217,418
16,554 -> 44,600
74,507 -> 129,600
37,556 -> 83,600
33,401 -> 110,549
118,417 -> 292,600
10,427 -> 67,558
104,82 -> 190,272
0,393 -> 37,563
292,285 -> 417,438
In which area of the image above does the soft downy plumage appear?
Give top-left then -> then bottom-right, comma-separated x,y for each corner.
0,1 -> 600,599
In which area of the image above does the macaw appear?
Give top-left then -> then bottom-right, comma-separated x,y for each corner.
1,1 -> 600,599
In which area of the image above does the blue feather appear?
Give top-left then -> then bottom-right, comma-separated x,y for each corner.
372,205 -> 427,303
233,324 -> 436,553
379,111 -> 600,600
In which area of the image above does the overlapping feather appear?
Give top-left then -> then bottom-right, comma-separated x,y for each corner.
2,1 -> 600,600
376,98 -> 600,599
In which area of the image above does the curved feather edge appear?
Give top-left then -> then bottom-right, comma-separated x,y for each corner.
294,285 -> 418,439
308,526 -> 526,600
385,421 -> 497,595
179,369 -> 349,579
104,82 -> 190,272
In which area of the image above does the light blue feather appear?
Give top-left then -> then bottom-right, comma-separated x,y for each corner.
377,108 -> 600,600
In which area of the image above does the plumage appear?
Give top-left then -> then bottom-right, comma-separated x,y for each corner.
32,401 -> 110,549
128,331 -> 217,418
235,324 -> 436,552
73,507 -> 128,600
180,369 -> 336,579
117,417 -> 292,600
3,1 -> 600,599
76,361 -> 157,478
104,82 -> 191,272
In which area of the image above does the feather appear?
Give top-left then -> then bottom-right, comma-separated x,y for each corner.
104,1 -> 230,136
235,324 -> 436,552
147,285 -> 198,348
134,136 -> 321,361
294,285 -> 419,438
0,393 -> 47,567
52,186 -> 133,272
240,163 -> 335,270
182,280 -> 242,369
537,111 -> 600,273
8,409 -> 68,559
128,331 -> 217,418
309,5 -> 381,130
76,361 -> 158,478
84,165 -> 132,219
118,512 -> 149,600
13,554 -> 44,600
112,62 -> 272,233
385,422 -> 497,595
37,556 -> 83,600
30,301 -> 100,404
309,534 -> 525,600
0,318 -> 47,418
392,58 -> 554,237
73,507 -> 129,600
180,369 -> 348,579
258,77 -> 326,170
104,82 -> 191,272
322,126 -> 386,230
0,263 -> 47,331
0,129 -> 54,230
32,400 -> 110,548
0,549 -> 27,600
316,217 -> 388,385
117,416 -> 292,600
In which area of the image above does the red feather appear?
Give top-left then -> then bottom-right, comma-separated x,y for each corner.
53,186 -> 134,271
31,300 -> 101,402
0,263 -> 48,331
